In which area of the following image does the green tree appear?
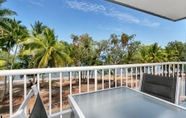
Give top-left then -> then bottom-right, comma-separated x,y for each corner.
148,43 -> 164,63
166,40 -> 185,61
165,41 -> 185,76
60,41 -> 73,66
0,50 -> 6,70
0,19 -> 28,100
95,40 -> 109,65
164,46 -> 179,62
125,41 -> 141,64
105,33 -> 136,65
139,45 -> 150,63
0,0 -> 18,101
30,21 -> 47,37
71,34 -> 98,81
71,33 -> 97,66
0,0 -> 17,38
23,27 -> 71,68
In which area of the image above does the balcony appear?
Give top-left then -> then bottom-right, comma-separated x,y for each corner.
0,62 -> 186,118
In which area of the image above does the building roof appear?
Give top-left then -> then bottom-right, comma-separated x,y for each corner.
107,0 -> 186,21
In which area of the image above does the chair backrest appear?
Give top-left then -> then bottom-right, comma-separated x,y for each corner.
140,73 -> 180,104
29,93 -> 48,118
11,85 -> 72,118
11,85 -> 48,118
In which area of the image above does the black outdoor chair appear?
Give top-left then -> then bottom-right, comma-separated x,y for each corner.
140,73 -> 180,104
11,85 -> 72,118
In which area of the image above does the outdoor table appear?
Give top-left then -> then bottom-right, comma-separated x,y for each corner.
68,87 -> 186,118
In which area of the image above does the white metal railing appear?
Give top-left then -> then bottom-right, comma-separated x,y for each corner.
0,62 -> 186,118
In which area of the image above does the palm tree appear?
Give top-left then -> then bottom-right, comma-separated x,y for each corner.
0,0 -> 18,101
23,27 -> 71,68
0,0 -> 17,37
0,50 -> 6,70
139,45 -> 150,63
148,43 -> 163,63
7,19 -> 28,69
30,21 -> 47,37
164,46 -> 179,62
0,19 -> 28,101
60,41 -> 73,66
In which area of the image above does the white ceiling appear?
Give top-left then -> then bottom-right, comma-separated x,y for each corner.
107,0 -> 186,21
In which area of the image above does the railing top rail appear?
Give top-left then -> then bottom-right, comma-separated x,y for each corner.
0,62 -> 186,76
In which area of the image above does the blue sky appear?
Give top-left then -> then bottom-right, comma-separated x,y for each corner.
4,0 -> 186,47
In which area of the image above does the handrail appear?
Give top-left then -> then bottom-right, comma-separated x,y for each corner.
0,62 -> 186,76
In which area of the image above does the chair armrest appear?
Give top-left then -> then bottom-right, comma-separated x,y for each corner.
11,109 -> 26,118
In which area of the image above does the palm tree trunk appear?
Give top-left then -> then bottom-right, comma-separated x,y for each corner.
10,44 -> 18,69
2,76 -> 7,101
2,48 -> 11,101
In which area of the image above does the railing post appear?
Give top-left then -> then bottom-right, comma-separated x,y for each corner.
185,63 -> 186,96
154,65 -> 156,74
177,64 -> 179,78
169,64 -> 171,77
115,68 -> 117,87
126,68 -> 128,87
49,73 -> 52,115
95,70 -> 97,91
24,74 -> 27,116
165,64 -> 167,76
162,65 -> 164,76
109,69 -> 111,88
59,72 -> 62,118
87,70 -> 89,92
9,76 -> 12,117
135,67 -> 137,89
147,66 -> 150,74
144,66 -> 146,73
131,68 -> 133,88
120,68 -> 122,87
102,69 -> 104,90
79,71 -> 81,93
37,74 -> 40,91
173,64 -> 175,77
181,64 -> 184,96
70,72 -> 72,95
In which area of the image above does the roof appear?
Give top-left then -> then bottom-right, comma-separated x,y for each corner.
107,0 -> 186,22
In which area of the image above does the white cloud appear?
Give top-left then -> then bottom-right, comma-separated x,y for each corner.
66,1 -> 106,13
65,0 -> 160,28
113,28 -> 123,32
28,0 -> 44,7
104,8 -> 140,24
98,25 -> 123,32
98,25 -> 111,30
141,19 -> 160,28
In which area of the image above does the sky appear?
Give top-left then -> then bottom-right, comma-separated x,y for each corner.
3,0 -> 186,47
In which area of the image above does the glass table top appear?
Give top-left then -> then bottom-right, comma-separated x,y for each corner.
69,87 -> 186,118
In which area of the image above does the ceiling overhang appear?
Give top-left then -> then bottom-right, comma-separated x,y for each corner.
107,0 -> 186,22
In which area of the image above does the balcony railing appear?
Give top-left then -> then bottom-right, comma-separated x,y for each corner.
0,62 -> 186,118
